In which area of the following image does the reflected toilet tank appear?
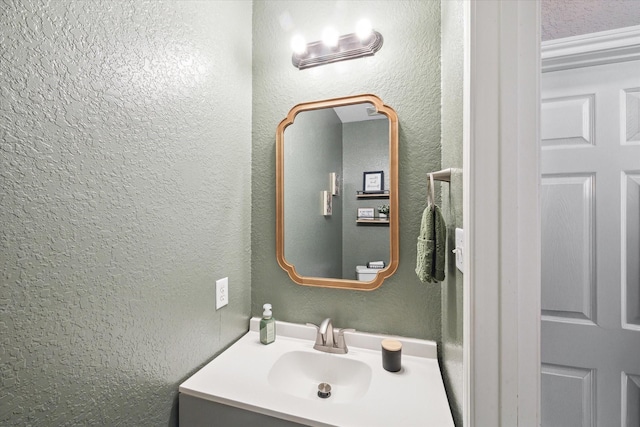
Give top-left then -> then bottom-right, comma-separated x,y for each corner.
356,266 -> 379,281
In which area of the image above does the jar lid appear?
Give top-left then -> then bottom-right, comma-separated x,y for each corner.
381,339 -> 402,352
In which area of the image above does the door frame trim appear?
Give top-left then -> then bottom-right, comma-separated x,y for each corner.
466,6 -> 640,426
464,1 -> 541,425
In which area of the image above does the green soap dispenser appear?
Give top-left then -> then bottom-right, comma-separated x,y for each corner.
260,303 -> 276,345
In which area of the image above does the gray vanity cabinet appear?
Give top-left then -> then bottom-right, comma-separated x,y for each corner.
179,394 -> 307,427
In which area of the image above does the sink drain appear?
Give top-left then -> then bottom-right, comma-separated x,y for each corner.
317,382 -> 332,399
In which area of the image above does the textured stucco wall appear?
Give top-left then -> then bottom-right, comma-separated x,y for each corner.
441,0 -> 464,425
542,0 -> 640,41
0,1 -> 252,426
342,119 -> 390,279
252,0 -> 442,340
284,108 -> 343,278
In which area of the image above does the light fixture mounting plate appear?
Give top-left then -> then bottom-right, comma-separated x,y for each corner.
292,30 -> 383,70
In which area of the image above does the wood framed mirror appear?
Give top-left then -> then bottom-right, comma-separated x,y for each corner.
276,94 -> 399,290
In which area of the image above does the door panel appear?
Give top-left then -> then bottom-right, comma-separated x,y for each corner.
541,95 -> 594,147
623,373 -> 640,426
623,89 -> 640,143
541,174 -> 595,323
541,363 -> 595,427
623,173 -> 640,329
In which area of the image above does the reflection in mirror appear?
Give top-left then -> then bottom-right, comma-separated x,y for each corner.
284,104 -> 390,277
276,94 -> 399,290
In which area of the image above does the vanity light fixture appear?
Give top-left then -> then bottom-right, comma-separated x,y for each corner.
290,34 -> 307,55
322,27 -> 340,48
291,20 -> 383,70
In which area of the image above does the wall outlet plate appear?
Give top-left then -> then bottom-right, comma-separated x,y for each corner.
216,277 -> 228,309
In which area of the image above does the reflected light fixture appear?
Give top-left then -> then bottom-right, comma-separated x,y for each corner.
291,20 -> 383,70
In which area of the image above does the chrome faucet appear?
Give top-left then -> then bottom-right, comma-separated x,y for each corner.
307,318 -> 355,354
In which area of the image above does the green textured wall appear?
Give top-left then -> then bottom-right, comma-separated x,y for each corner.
251,0 -> 442,339
441,0 -> 465,425
0,1 -> 252,425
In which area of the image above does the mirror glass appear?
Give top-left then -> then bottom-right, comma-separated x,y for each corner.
276,94 -> 399,290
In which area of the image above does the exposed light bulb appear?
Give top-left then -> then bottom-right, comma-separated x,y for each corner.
322,27 -> 339,48
290,34 -> 307,55
356,19 -> 373,41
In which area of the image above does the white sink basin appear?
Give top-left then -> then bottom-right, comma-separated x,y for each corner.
267,350 -> 372,403
179,318 -> 454,427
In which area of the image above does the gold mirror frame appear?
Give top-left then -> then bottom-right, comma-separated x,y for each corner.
276,94 -> 399,290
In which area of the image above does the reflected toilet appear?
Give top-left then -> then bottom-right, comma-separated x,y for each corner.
356,266 -> 379,281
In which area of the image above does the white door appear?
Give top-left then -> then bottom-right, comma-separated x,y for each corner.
541,59 -> 640,426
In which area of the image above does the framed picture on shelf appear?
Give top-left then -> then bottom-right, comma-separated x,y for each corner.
357,207 -> 375,219
363,171 -> 384,193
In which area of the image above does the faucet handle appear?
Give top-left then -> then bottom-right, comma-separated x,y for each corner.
334,327 -> 356,340
334,328 -> 356,353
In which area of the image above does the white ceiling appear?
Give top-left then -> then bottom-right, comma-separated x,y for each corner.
542,0 -> 640,41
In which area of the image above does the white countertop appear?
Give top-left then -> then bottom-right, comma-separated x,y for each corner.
179,318 -> 454,427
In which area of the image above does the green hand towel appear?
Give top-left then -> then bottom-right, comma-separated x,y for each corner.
415,204 -> 446,283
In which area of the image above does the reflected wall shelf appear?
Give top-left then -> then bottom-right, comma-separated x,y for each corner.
356,191 -> 390,200
356,217 -> 390,225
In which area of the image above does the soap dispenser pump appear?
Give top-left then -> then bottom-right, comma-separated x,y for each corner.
260,303 -> 276,345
